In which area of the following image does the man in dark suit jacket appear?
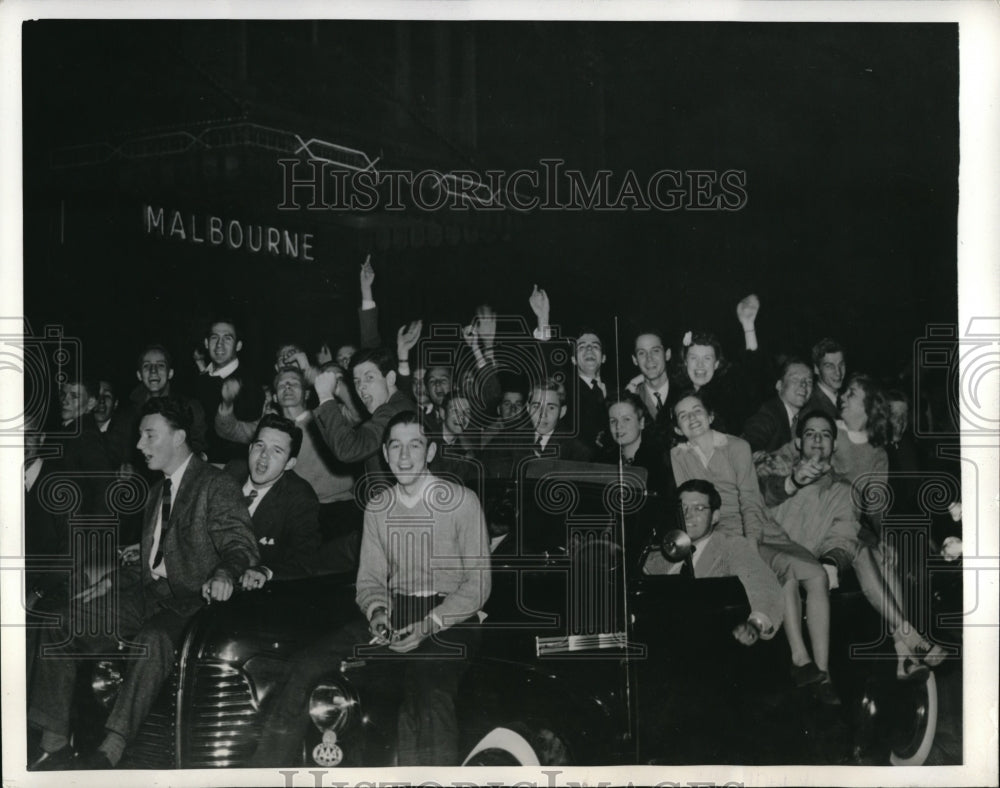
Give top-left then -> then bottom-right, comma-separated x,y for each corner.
487,377 -> 592,477
312,348 -> 416,489
28,397 -> 258,770
224,414 -> 321,585
26,376 -> 114,600
92,379 -> 134,468
742,358 -> 814,454
528,285 -> 609,452
629,330 -> 677,446
194,319 -> 264,463
803,338 -> 846,423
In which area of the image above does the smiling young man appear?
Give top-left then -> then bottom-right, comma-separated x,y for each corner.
224,414 -> 320,587
194,318 -> 263,463
249,410 -> 490,767
216,365 -> 361,573
358,412 -> 490,766
804,338 -> 846,422
126,345 -> 208,459
28,396 -> 257,770
742,357 -> 815,454
628,329 -> 675,443
643,479 -> 783,647
312,347 -> 415,485
528,285 -> 609,451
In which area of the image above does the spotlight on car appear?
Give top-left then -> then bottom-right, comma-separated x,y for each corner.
91,660 -> 124,709
660,529 -> 693,562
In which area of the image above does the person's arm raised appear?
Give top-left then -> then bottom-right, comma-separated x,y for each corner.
529,285 -> 553,340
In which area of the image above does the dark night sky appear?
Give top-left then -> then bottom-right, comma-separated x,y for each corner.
21,20 -> 958,394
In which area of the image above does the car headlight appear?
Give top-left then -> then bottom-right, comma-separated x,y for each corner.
91,660 -> 124,709
308,680 -> 359,734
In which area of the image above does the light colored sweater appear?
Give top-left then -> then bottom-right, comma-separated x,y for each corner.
356,475 -> 491,630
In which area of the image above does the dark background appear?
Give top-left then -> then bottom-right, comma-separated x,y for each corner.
22,20 -> 958,397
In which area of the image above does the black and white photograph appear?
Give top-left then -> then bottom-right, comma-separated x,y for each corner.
1,2 -> 997,786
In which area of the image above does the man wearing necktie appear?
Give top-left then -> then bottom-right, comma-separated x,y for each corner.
627,330 -> 675,446
28,397 -> 257,770
741,358 -> 814,455
642,479 -> 783,648
223,414 -> 321,587
527,286 -> 608,452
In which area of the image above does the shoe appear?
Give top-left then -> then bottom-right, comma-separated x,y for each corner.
27,745 -> 76,771
916,641 -> 947,668
894,637 -> 931,681
75,750 -> 114,770
813,672 -> 842,706
790,661 -> 823,687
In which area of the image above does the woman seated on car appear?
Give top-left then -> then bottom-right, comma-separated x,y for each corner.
757,391 -> 947,679
669,391 -> 839,703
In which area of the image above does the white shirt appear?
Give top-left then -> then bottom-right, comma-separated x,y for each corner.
24,458 -> 43,493
207,358 -> 240,379
579,374 -> 607,399
97,419 -> 111,433
241,477 -> 277,517
150,453 -> 194,578
534,432 -> 553,453
647,380 -> 671,415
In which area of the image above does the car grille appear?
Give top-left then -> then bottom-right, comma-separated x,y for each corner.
183,659 -> 262,767
118,669 -> 179,769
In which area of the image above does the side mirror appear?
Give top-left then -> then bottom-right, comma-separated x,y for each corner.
660,529 -> 694,562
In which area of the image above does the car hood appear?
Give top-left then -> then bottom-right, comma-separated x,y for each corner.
189,572 -> 361,661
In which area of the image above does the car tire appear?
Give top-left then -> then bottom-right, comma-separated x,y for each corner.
889,671 -> 938,766
462,727 -> 541,766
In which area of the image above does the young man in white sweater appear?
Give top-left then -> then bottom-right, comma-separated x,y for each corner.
250,410 -> 491,767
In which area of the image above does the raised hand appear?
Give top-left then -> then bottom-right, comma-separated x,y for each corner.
396,320 -> 423,360
529,284 -> 550,321
314,366 -> 340,403
736,293 -> 760,329
360,254 -> 375,299
475,305 -> 497,350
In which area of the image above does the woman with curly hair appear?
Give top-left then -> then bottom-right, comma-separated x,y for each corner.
833,373 -> 945,676
599,390 -> 674,500
669,391 -> 839,701
671,294 -> 765,435
833,373 -> 890,490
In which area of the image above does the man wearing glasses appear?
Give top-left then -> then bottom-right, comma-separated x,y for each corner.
642,478 -> 783,647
